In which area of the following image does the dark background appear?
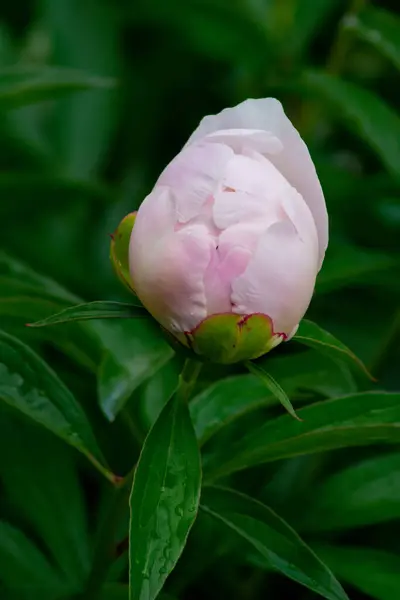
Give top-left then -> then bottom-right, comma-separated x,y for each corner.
0,1 -> 400,599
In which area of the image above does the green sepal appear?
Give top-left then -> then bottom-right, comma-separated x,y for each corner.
110,212 -> 136,294
186,313 -> 282,364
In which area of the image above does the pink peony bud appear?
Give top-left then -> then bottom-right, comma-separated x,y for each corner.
127,99 -> 328,363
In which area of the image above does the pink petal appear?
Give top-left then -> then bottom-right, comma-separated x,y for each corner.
186,98 -> 328,266
231,220 -> 319,335
130,224 -> 215,332
156,141 -> 233,223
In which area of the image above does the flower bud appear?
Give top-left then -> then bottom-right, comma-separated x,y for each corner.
115,99 -> 328,363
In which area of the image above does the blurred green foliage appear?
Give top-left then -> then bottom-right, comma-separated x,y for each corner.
0,0 -> 400,599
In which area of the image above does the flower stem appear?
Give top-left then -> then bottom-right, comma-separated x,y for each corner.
177,358 -> 203,403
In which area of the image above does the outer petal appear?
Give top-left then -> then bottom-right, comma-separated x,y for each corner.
130,189 -> 214,331
231,220 -> 319,335
186,98 -> 328,265
156,140 -> 233,223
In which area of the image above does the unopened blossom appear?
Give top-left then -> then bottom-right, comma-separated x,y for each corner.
117,99 -> 328,363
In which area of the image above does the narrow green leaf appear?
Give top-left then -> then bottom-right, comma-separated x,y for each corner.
0,328 -> 107,470
0,521 -> 66,599
289,0 -> 337,55
200,486 -> 348,600
0,65 -> 115,109
315,545 -> 400,600
246,361 -> 300,420
129,392 -> 201,600
204,392 -> 400,480
190,353 -> 356,446
27,300 -> 147,327
303,70 -> 400,177
42,0 -> 121,177
301,453 -> 400,531
347,7 -> 400,71
0,411 -> 90,585
294,319 -> 373,379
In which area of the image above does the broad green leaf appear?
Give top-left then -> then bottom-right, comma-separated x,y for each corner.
27,300 -> 147,327
0,65 -> 115,109
200,486 -> 348,600
204,392 -> 400,480
347,7 -> 400,71
0,411 -> 90,585
97,319 -> 174,421
129,391 -> 201,600
0,328 -> 109,474
190,374 -> 275,445
190,352 -> 356,446
294,319 -> 373,379
316,545 -> 400,600
0,521 -> 66,599
303,71 -> 400,177
42,0 -> 121,177
0,253 -> 171,418
246,361 -> 300,420
300,453 -> 400,531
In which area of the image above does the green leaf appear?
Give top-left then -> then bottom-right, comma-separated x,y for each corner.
246,361 -> 300,420
0,253 -> 171,420
190,374 -> 275,445
347,7 -> 400,71
289,0 -> 337,56
0,521 -> 66,599
204,392 -> 400,480
190,352 -> 356,446
140,355 -> 181,429
294,319 -> 373,379
0,410 -> 90,585
42,0 -> 121,177
200,486 -> 348,600
0,328 -> 109,474
129,391 -> 201,600
27,300 -> 147,327
316,242 -> 396,294
303,70 -> 400,178
315,545 -> 400,600
301,452 -> 400,531
97,319 -> 174,421
0,250 -> 78,302
0,65 -> 115,110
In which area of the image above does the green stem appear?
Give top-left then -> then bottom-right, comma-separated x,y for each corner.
86,453 -> 121,486
177,358 -> 203,403
83,474 -> 133,599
